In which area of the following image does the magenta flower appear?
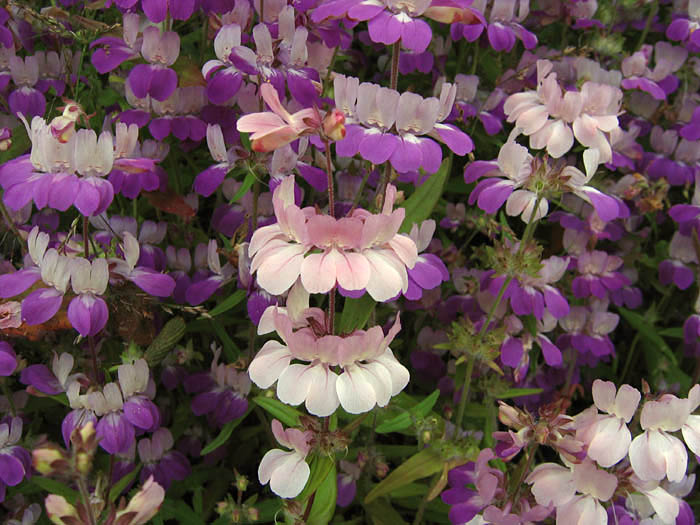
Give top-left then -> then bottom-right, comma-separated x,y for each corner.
127,26 -> 180,102
8,55 -> 45,118
202,24 -> 249,105
452,0 -> 537,52
404,220 -> 449,300
571,251 -> 630,299
667,0 -> 700,51
20,352 -> 81,396
142,0 -> 196,23
557,305 -> 619,359
193,124 -> 240,197
184,239 -> 235,305
110,232 -> 176,298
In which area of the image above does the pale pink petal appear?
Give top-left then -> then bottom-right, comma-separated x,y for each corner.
644,486 -> 680,524
682,415 -> 700,456
526,463 -> 575,507
248,341 -> 291,389
614,384 -> 641,422
276,363 -> 315,407
373,349 -> 410,396
304,365 -> 340,417
586,416 -> 631,468
336,252 -> 371,291
592,379 -> 616,414
255,243 -> 306,296
300,252 -> 337,294
336,364 -> 378,414
269,451 -> 310,498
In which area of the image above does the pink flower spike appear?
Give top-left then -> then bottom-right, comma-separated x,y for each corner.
236,84 -> 321,152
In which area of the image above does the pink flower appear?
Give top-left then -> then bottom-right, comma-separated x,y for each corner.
527,459 -> 617,525
236,83 -> 321,152
258,419 -> 312,498
629,394 -> 691,482
248,307 -> 409,415
114,476 -> 166,524
575,379 -> 641,467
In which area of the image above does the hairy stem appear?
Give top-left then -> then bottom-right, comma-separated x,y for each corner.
376,40 -> 401,211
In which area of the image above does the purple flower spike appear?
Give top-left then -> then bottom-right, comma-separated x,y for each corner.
0,341 -> 17,376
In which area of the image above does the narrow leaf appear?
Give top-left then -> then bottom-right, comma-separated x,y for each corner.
375,389 -> 440,433
339,295 -> 376,334
31,477 -> 80,504
208,289 -> 246,317
497,387 -> 544,399
364,447 -> 443,503
306,462 -> 337,525
297,455 -> 335,502
109,465 -> 141,502
229,170 -> 256,204
399,158 -> 450,233
618,307 -> 677,365
201,407 -> 251,455
253,396 -> 301,427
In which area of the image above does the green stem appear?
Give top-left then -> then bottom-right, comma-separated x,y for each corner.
454,195 -> 543,428
0,194 -> 25,255
619,333 -> 640,385
413,472 -> 441,525
635,2 -> 658,52
455,354 -> 476,429
469,41 -> 480,75
77,477 -> 96,525
0,379 -> 16,416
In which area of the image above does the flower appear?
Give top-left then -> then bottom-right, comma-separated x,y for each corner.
0,341 -> 17,376
114,476 -> 166,525
258,419 -> 312,498
249,305 -> 409,415
137,428 -> 190,490
574,379 -> 641,467
0,418 -> 31,503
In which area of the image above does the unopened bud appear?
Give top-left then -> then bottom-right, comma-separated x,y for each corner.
234,470 -> 249,492
246,506 -> 259,521
322,108 -> 346,142
375,460 -> 389,479
32,444 -> 68,476
45,494 -> 79,525
421,430 -> 432,443
0,127 -> 11,151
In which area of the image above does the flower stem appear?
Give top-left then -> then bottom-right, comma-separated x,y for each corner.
635,2 -> 658,52
322,139 -> 335,219
77,477 -> 97,525
83,216 -> 89,259
0,194 -> 25,255
376,40 -> 401,212
454,195 -> 543,428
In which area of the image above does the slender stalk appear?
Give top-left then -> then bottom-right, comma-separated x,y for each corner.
87,335 -> 100,385
0,195 -> 25,255
322,139 -> 335,219
376,40 -> 401,211
0,379 -> 16,416
635,2 -> 658,52
413,472 -> 441,525
454,354 -> 476,431
619,333 -> 640,385
302,491 -> 316,522
454,195 -> 543,428
77,477 -> 97,525
83,216 -> 89,259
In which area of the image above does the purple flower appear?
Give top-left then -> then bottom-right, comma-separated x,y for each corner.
621,42 -> 687,101
334,75 -> 473,174
142,0 -> 196,23
67,258 -> 109,336
557,305 -> 619,358
110,232 -> 176,298
571,251 -> 630,299
138,428 -> 190,490
90,13 -> 141,74
202,24 -> 249,105
0,418 -> 31,503
404,220 -> 449,300
127,27 -> 180,102
184,347 -> 251,427
20,352 -> 81,395
184,239 -> 235,305
8,55 -> 45,118
193,124 -> 239,197
0,341 -> 17,377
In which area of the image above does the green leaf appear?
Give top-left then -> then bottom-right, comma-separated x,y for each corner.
399,158 -> 451,233
229,170 -> 257,204
618,307 -> 677,365
658,327 -> 684,339
208,289 -> 246,317
364,500 -> 409,525
297,455 -> 335,502
338,295 -> 376,334
375,389 -> 440,433
201,408 -> 251,455
48,393 -> 70,407
144,317 -> 186,367
364,447 -> 443,503
306,461 -> 337,525
109,465 -> 141,502
209,320 -> 240,362
497,387 -> 544,399
253,396 -> 301,427
31,477 -> 80,504
240,132 -> 252,151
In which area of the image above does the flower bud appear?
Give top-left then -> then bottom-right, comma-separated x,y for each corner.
32,443 -> 68,476
45,495 -> 79,525
0,127 -> 11,151
246,506 -> 259,521
322,108 -> 346,142
234,470 -> 249,492
114,476 -> 165,525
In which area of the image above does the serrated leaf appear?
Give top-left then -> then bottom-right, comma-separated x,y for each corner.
31,477 -> 80,504
109,465 -> 141,502
253,396 -> 301,427
375,389 -> 440,433
145,317 -> 186,366
201,407 -> 251,455
208,289 -> 246,317
364,447 -> 443,503
338,295 -> 376,334
399,158 -> 451,233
